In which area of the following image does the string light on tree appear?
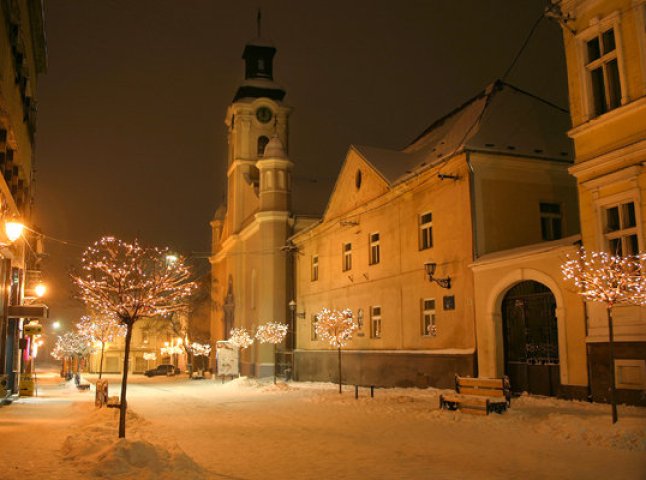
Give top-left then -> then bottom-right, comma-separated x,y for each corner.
229,327 -> 254,350
562,248 -> 646,424
76,314 -> 126,379
314,308 -> 358,393
71,236 -> 196,438
191,342 -> 212,376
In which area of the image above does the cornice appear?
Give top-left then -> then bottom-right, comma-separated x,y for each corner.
568,138 -> 646,178
568,96 -> 646,139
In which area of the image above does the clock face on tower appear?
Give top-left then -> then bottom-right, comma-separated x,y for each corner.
256,106 -> 273,124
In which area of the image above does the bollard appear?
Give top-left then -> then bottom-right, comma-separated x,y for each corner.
371,385 -> 374,398
354,385 -> 359,399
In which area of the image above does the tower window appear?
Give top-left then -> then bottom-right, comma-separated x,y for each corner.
257,136 -> 269,157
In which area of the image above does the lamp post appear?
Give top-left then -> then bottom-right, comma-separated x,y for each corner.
288,300 -> 296,352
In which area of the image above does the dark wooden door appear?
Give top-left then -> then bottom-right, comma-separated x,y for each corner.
502,281 -> 560,396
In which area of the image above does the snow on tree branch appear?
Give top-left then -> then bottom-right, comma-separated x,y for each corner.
77,314 -> 126,344
191,342 -> 212,357
50,332 -> 94,360
255,322 -> 288,345
314,308 -> 357,348
561,249 -> 646,307
71,237 -> 196,324
229,327 -> 254,349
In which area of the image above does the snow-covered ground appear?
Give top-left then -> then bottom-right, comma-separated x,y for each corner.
2,368 -> 645,480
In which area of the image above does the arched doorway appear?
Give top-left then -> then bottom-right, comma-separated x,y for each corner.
502,280 -> 560,396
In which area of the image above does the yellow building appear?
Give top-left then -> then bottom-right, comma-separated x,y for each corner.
292,81 -> 584,390
0,1 -> 47,399
210,35 -> 295,377
557,0 -> 646,404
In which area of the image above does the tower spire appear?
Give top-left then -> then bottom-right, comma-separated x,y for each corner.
257,8 -> 262,37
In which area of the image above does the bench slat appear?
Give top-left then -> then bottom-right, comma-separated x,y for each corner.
458,387 -> 505,397
441,393 -> 487,405
457,377 -> 504,389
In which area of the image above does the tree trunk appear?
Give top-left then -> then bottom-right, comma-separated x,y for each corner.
273,344 -> 277,385
607,307 -> 618,424
338,347 -> 342,394
99,342 -> 105,380
118,322 -> 134,438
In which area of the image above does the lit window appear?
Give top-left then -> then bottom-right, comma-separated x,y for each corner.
419,212 -> 433,250
421,299 -> 436,337
311,255 -> 319,281
540,203 -> 562,241
370,306 -> 381,339
604,201 -> 639,255
584,27 -> 622,117
342,243 -> 352,271
369,232 -> 380,265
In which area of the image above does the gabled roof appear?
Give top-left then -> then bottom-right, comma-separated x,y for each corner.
351,80 -> 573,186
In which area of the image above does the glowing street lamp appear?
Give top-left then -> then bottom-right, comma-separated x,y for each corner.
52,321 -> 61,330
34,283 -> 47,298
4,220 -> 24,243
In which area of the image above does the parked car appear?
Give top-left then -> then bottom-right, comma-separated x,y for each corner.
144,364 -> 180,377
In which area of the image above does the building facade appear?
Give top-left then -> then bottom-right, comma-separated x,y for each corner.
0,0 -> 47,401
291,82 -> 586,390
558,0 -> 646,404
210,35 -> 295,377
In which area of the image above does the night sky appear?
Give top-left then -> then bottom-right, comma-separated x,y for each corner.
33,0 -> 568,327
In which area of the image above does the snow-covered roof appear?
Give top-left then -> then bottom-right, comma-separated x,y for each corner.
353,81 -> 573,186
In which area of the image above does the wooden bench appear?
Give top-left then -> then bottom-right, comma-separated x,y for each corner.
439,375 -> 511,415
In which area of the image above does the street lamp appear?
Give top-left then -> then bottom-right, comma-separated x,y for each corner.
4,220 -> 24,243
288,300 -> 296,352
34,283 -> 47,298
424,261 -> 451,289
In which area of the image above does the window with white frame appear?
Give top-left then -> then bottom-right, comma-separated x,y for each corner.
540,203 -> 562,241
583,24 -> 623,117
311,314 -> 318,341
342,243 -> 352,271
370,306 -> 381,339
604,201 -> 639,255
419,212 -> 433,250
311,255 -> 319,281
369,232 -> 380,265
421,299 -> 436,337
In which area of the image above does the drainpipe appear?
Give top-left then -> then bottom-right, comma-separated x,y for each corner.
466,152 -> 479,377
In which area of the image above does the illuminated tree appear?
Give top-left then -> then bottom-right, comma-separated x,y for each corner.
229,327 -> 254,350
191,342 -> 212,375
314,308 -> 357,393
71,237 -> 195,438
50,332 -> 94,379
77,314 -> 126,379
562,248 -> 646,423
255,322 -> 288,384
